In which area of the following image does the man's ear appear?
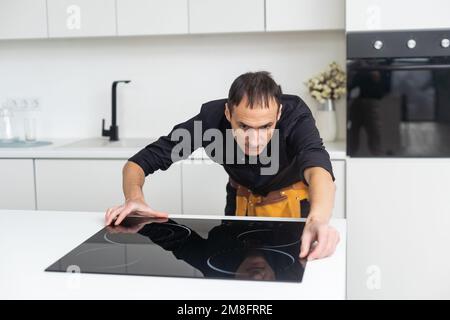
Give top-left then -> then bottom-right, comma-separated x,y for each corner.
277,104 -> 283,121
224,103 -> 232,122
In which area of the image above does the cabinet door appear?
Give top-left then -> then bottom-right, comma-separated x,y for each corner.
0,0 -> 47,40
347,159 -> 450,299
332,160 -> 346,218
117,0 -> 188,36
266,0 -> 345,32
346,0 -> 450,32
47,0 -> 116,38
189,0 -> 265,34
35,159 -> 181,213
0,159 -> 35,210
143,163 -> 182,214
182,160 -> 229,215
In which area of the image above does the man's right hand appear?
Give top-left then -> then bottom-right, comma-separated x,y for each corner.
104,199 -> 168,226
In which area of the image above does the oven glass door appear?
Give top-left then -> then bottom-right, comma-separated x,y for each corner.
347,56 -> 450,157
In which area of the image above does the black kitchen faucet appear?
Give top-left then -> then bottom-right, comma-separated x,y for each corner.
102,80 -> 131,141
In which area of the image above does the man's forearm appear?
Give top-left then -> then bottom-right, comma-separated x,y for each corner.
123,161 -> 146,202
304,167 -> 336,224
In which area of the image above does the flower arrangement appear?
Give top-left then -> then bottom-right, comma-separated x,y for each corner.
305,62 -> 346,104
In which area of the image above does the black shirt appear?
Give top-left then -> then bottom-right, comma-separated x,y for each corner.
128,94 -> 334,214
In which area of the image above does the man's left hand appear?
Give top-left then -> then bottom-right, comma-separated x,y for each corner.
299,219 -> 340,260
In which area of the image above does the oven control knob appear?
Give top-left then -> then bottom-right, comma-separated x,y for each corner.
373,40 -> 383,50
441,38 -> 450,48
407,39 -> 416,49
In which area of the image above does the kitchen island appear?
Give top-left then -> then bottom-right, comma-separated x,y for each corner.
0,210 -> 346,300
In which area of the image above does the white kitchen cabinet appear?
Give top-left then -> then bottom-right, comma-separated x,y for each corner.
331,160 -> 345,218
47,0 -> 116,38
346,0 -> 450,32
189,0 -> 265,34
117,0 -> 188,36
182,160 -> 228,215
0,0 -> 47,40
35,159 -> 181,213
0,159 -> 36,210
143,163 -> 182,214
266,0 -> 345,32
346,159 -> 450,299
182,159 -> 345,217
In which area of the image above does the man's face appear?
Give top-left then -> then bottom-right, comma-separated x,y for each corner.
225,96 -> 281,156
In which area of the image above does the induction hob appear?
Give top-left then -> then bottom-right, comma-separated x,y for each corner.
46,216 -> 307,283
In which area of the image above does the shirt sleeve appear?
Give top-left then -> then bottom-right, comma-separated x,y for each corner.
128,107 -> 205,176
288,108 -> 335,185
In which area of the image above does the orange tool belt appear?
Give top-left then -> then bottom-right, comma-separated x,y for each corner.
229,178 -> 310,218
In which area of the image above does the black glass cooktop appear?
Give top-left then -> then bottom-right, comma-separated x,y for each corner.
46,217 -> 306,283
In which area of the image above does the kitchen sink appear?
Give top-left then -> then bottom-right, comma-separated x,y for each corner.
58,138 -> 155,149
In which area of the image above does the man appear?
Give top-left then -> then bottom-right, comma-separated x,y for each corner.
105,71 -> 340,261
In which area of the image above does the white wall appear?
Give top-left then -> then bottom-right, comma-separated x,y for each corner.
0,31 -> 346,141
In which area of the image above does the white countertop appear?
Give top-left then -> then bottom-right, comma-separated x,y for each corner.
0,138 -> 150,159
0,137 -> 346,160
0,210 -> 346,300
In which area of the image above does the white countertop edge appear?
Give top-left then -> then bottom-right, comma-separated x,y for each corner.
0,138 -> 347,160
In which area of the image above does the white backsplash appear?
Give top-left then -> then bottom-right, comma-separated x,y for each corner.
0,31 -> 346,141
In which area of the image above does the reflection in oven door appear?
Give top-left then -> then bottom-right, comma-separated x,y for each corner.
347,30 -> 450,157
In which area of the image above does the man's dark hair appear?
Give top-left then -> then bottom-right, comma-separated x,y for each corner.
227,71 -> 282,112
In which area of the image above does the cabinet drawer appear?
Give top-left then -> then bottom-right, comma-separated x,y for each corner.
35,159 -> 181,213
0,159 -> 35,210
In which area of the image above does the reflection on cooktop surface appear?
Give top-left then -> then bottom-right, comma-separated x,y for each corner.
46,216 -> 306,283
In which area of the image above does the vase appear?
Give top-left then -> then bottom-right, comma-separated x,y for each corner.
315,99 -> 337,142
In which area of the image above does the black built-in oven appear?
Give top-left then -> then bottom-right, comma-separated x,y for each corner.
347,29 -> 450,157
